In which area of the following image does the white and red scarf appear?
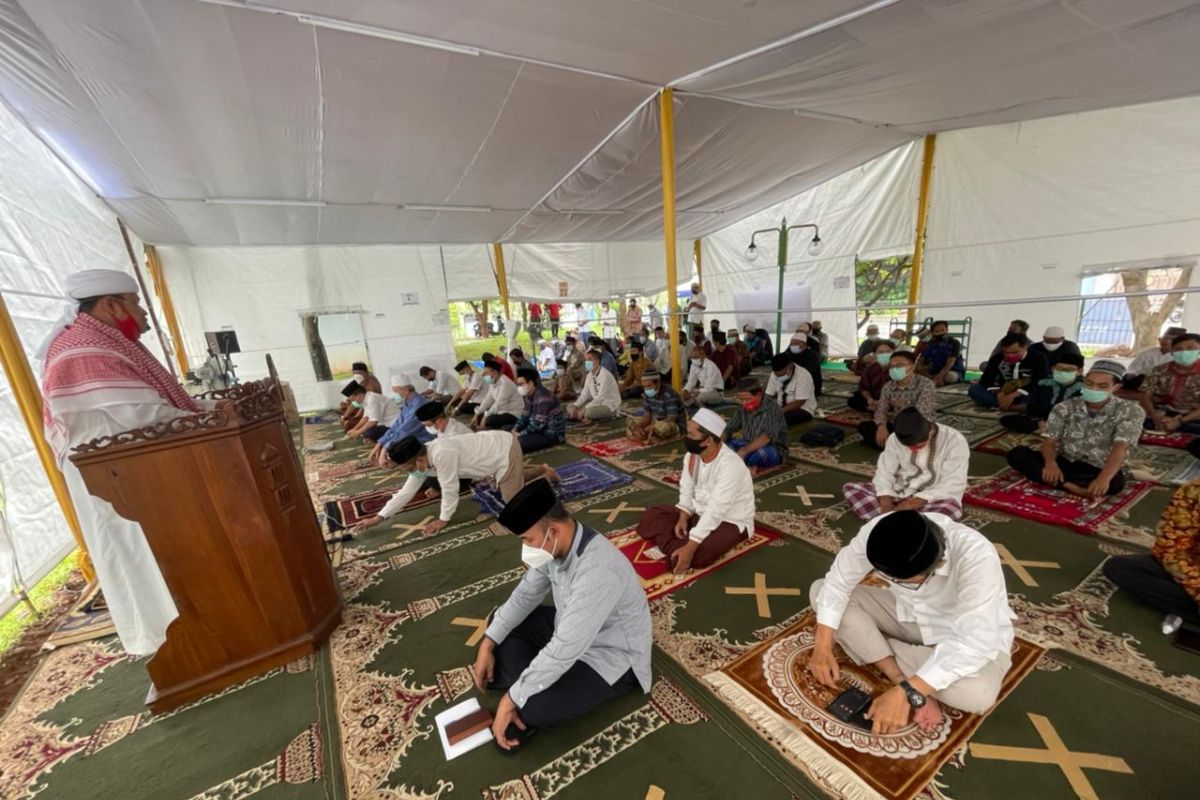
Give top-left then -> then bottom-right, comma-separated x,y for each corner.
41,314 -> 202,462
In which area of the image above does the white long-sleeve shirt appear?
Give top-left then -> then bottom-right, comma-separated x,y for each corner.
675,445 -> 755,543
813,513 -> 1015,691
574,367 -> 621,411
873,424 -> 970,503
684,358 -> 723,395
765,365 -> 817,413
537,346 -> 556,372
477,374 -> 524,418
653,339 -> 673,374
1126,347 -> 1172,377
438,417 -> 472,438
461,369 -> 487,402
378,430 -> 516,521
362,391 -> 400,426
428,370 -> 460,397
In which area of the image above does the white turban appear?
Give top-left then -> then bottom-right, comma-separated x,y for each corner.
691,408 -> 726,438
1044,326 -> 1065,338
390,373 -> 413,389
36,269 -> 140,361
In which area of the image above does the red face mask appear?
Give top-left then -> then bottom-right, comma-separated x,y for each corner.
1003,352 -> 1023,363
908,443 -> 926,453
742,398 -> 761,412
113,299 -> 142,342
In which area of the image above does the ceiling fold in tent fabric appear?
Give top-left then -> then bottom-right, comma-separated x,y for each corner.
0,0 -> 1199,247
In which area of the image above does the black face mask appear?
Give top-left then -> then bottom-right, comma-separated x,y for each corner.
683,435 -> 706,454
630,353 -> 640,360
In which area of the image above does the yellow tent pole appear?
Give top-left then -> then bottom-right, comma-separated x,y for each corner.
693,239 -> 702,291
0,292 -> 94,581
492,243 -> 511,320
660,88 -> 682,392
905,134 -> 937,331
144,245 -> 189,377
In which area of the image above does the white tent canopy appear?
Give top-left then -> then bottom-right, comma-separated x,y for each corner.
0,0 -> 1197,246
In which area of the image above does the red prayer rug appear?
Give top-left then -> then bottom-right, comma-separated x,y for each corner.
324,488 -> 456,532
607,523 -> 781,600
1138,430 -> 1198,450
706,611 -> 1044,800
963,468 -> 1155,535
578,436 -> 653,458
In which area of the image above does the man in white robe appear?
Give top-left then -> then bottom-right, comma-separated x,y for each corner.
39,269 -> 218,656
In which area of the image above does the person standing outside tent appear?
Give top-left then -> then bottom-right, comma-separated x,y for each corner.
39,269 -> 222,656
527,301 -> 543,346
627,299 -> 643,335
547,302 -> 562,339
648,301 -> 663,334
686,282 -> 706,329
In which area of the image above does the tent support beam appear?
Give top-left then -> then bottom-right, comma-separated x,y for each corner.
906,134 -> 937,331
492,243 -> 511,320
0,293 -> 94,582
119,221 -> 177,378
144,245 -> 189,377
659,89 -> 682,392
693,239 -> 703,291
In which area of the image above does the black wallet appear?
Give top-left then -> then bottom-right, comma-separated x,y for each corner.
827,687 -> 873,731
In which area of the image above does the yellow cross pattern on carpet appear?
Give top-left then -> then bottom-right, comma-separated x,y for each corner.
645,787 -> 665,800
391,515 -> 435,536
725,572 -> 801,618
969,712 -> 1132,800
777,485 -> 835,506
451,617 -> 488,647
588,501 -> 647,523
994,543 -> 1061,588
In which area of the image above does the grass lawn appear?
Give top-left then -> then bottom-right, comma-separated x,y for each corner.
0,556 -> 76,655
453,332 -> 546,363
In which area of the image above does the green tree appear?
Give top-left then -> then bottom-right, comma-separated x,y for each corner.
855,255 -> 913,328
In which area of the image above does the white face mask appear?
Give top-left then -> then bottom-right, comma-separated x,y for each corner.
789,345 -> 801,354
520,528 -> 555,570
517,384 -> 529,396
423,424 -> 439,436
1043,341 -> 1063,351
689,358 -> 702,367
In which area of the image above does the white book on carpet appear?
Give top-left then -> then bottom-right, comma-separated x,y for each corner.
436,698 -> 493,760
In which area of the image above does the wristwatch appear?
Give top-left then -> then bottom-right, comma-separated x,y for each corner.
899,680 -> 926,709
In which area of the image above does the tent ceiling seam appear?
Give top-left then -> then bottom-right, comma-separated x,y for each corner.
674,89 -> 890,130
312,25 -> 326,242
188,0 -> 659,89
496,90 -> 659,242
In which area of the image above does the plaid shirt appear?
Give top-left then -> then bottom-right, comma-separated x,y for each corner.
515,386 -> 566,442
1043,395 -> 1145,468
728,395 -> 789,452
643,385 -> 686,429
875,375 -> 936,425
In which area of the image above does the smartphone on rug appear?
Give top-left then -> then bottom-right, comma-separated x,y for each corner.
827,687 -> 873,731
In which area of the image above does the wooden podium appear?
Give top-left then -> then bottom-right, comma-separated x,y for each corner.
70,378 -> 342,713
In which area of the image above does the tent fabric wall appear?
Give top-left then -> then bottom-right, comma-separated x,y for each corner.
158,245 -> 458,412
499,240 -> 694,302
699,141 -> 922,356
920,97 -> 1200,364
0,98 -> 156,611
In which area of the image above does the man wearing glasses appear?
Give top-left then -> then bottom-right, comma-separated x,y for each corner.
808,510 -> 1015,734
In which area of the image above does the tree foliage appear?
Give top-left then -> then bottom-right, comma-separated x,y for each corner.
1121,266 -> 1192,351
855,255 -> 913,327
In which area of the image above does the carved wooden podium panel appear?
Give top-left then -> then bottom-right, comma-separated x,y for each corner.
70,379 -> 341,713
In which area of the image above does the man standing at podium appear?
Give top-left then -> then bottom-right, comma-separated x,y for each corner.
39,269 -> 213,656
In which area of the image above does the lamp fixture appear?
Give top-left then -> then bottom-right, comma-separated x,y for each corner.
808,235 -> 823,256
295,15 -> 481,57
204,197 -> 326,207
402,204 -> 493,213
745,241 -> 759,261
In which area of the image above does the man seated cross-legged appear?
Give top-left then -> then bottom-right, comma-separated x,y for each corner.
766,353 -> 817,425
809,510 -> 1016,733
843,408 -> 969,520
567,347 -> 622,425
968,333 -> 1049,411
724,377 -> 789,473
626,367 -> 685,445
636,409 -> 756,574
1006,359 -> 1144,498
352,432 -> 558,537
512,367 -> 566,454
473,480 -> 652,753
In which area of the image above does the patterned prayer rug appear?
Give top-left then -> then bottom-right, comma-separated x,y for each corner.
1138,430 -> 1198,449
323,487 -> 444,531
606,524 -> 782,601
472,458 -> 632,516
935,413 -> 1005,445
578,435 -> 654,458
963,469 -> 1155,535
309,460 -> 374,483
41,585 -> 115,650
975,430 -> 1200,485
705,611 -> 1045,800
823,407 -> 873,428
820,382 -> 859,399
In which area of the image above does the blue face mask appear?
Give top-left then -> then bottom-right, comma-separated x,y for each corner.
392,393 -> 405,403
1080,387 -> 1111,404
888,366 -> 909,381
410,469 -> 428,481
483,374 -> 494,385
1173,350 -> 1200,367
1052,369 -> 1078,386
875,352 -> 892,367
350,400 -> 362,409
644,387 -> 657,398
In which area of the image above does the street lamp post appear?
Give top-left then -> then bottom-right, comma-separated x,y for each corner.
745,217 -> 823,352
